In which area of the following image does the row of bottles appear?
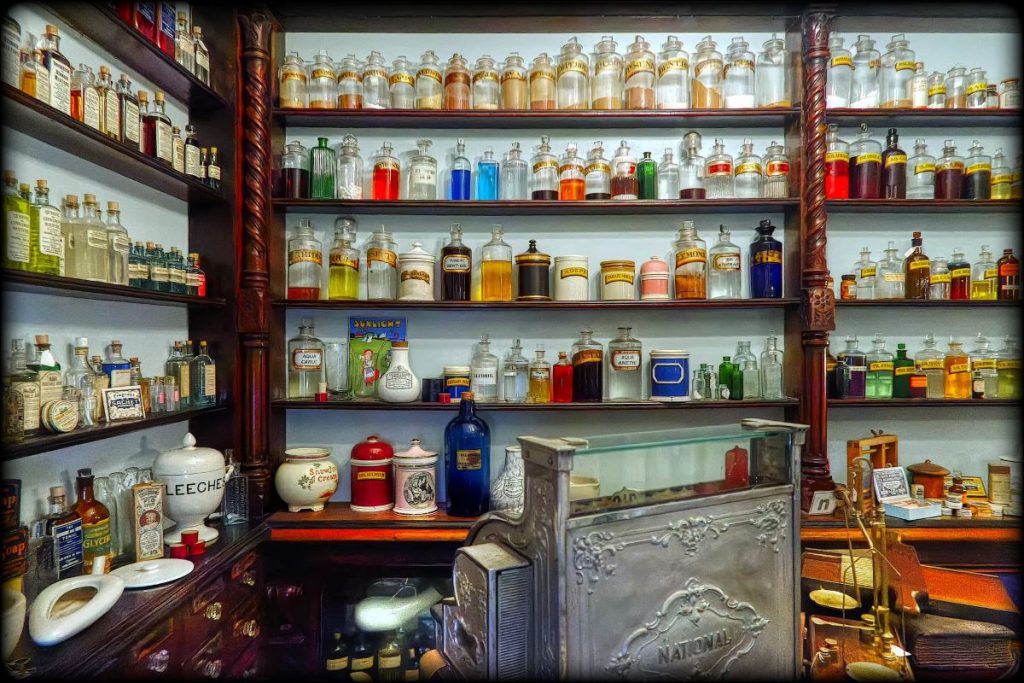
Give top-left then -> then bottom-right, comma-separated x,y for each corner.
2,171 -> 207,294
111,3 -> 212,85
279,34 -> 790,111
286,219 -> 784,302
828,333 -> 1020,400
842,238 -> 1019,301
5,21 -> 221,181
825,126 -> 1020,200
323,606 -> 434,681
2,335 -> 216,444
826,32 -> 1018,110
275,133 -> 791,201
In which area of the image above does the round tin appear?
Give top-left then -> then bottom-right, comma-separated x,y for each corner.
639,256 -> 670,300
398,241 -> 436,301
393,439 -> 438,515
600,260 -> 636,300
515,240 -> 551,300
649,349 -> 690,402
553,255 -> 589,301
42,399 -> 78,433
443,365 -> 471,402
350,435 -> 394,512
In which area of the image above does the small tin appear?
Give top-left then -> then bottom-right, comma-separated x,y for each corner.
553,255 -> 589,301
639,256 -> 670,300
188,539 -> 207,555
421,378 -> 444,402
989,463 -> 1011,505
398,241 -> 436,301
180,529 -> 199,545
0,479 -> 21,531
650,349 -> 690,402
443,365 -> 471,402
393,439 -> 438,515
438,392 -> 451,404
169,543 -> 187,558
515,240 -> 551,300
600,259 -> 636,300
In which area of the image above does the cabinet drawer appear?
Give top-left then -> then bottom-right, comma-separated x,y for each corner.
226,550 -> 262,607
124,618 -> 180,679
221,596 -> 262,669
184,630 -> 227,680
180,577 -> 229,654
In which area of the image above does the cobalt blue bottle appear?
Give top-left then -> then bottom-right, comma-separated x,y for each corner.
475,147 -> 500,200
749,219 -> 783,298
445,391 -> 491,516
449,137 -> 471,200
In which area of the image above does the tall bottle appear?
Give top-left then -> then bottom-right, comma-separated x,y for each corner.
962,139 -> 991,200
749,219 -> 783,298
556,36 -> 589,110
443,53 -> 471,110
944,338 -> 970,399
470,335 -> 499,402
309,137 -> 335,200
475,148 -> 499,200
731,341 -> 757,399
40,24 -> 72,115
904,231 -> 930,299
174,11 -> 194,73
610,140 -> 638,200
500,142 -> 529,200
892,343 -> 915,398
971,244 -> 997,300
558,143 -> 585,200
991,149 -> 1012,200
916,334 -> 946,399
911,62 -> 929,108
969,334 -> 998,399
826,36 -> 853,108
723,36 -> 756,108
673,221 -> 707,299
824,124 -> 850,199
415,50 -> 443,110
287,218 -> 322,300
328,218 -> 360,301
79,195 -> 111,282
481,225 -> 512,301
97,65 -> 120,141
74,468 -> 112,574
335,134 -> 364,199
366,227 -> 398,301
408,139 -> 437,200
607,326 -> 642,401
996,337 -> 1021,399
552,351 -> 573,402
929,256 -> 950,300
103,201 -> 131,286
190,341 -> 217,407
879,34 -> 915,108
371,142 -> 400,200
836,335 -> 867,399
907,138 -> 935,199
449,138 -> 472,200
636,151 -> 658,200
705,138 -> 734,198
760,331 -> 784,399
27,334 -> 61,408
850,35 -> 880,108
997,248 -> 1020,300
708,224 -> 741,299
445,391 -> 491,517
191,24 -> 210,85
440,223 -> 471,301
692,36 -> 723,108
164,341 -> 189,408
501,339 -> 529,403
881,128 -> 907,198
935,139 -> 964,200
500,52 -> 528,110
71,63 -> 100,130
656,36 -> 690,109
657,148 -> 679,199
571,328 -> 603,402
28,179 -> 61,275
875,241 -> 904,299
679,131 -> 706,198
143,91 -> 174,166
6,339 -> 39,432
865,334 -> 894,399
388,55 -> 415,109
849,124 -> 882,199
287,318 -> 324,398
756,34 -> 789,108
624,35 -> 656,110
734,138 -> 763,198
361,51 -> 388,109
590,36 -> 622,109
471,55 -> 500,110
3,170 -> 30,272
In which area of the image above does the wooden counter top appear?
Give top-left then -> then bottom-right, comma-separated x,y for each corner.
266,504 -> 475,542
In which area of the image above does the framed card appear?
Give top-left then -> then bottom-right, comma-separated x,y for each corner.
807,489 -> 838,516
943,475 -> 986,498
102,385 -> 146,422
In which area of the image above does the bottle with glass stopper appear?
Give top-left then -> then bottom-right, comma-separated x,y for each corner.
656,36 -> 690,109
673,221 -> 707,299
500,142 -> 528,200
334,134 -> 364,200
971,245 -> 997,300
287,218 -> 322,300
328,217 -> 359,300
441,223 -> 471,301
607,326 -> 642,401
571,328 -> 603,402
853,247 -> 877,299
366,227 -> 397,301
470,335 -> 499,402
723,36 -> 755,108
760,331 -> 784,399
388,55 -> 415,109
881,128 -> 907,199
527,347 -> 551,404
558,142 -> 585,200
733,138 -> 762,198
415,50 -> 442,110
679,131 -> 705,198
705,138 -> 734,198
530,135 -> 558,200
907,138 -> 935,199
591,35 -> 623,110
875,241 -> 905,299
408,139 -> 437,200
969,334 -> 998,399
904,231 -> 930,299
865,334 -> 894,399
962,139 -> 991,200
929,256 -> 950,300
481,225 -> 512,301
850,34 -> 880,108
584,141 -> 611,199
944,338 -> 971,399
610,140 -> 638,200
826,36 -> 852,107
915,334 -> 945,399
475,148 -> 499,200
935,139 -> 964,200
708,224 -> 741,298
996,336 -> 1021,399
371,142 -> 400,200
731,341 -> 756,399
288,318 -> 324,399
991,149 -> 1012,200
749,219 -> 783,298
501,340 -> 529,403
447,138 -> 471,201
657,148 -> 679,199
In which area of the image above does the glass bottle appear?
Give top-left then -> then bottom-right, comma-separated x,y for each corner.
692,35 -> 723,108
523,346 -> 552,404
879,34 -> 914,108
875,241 -> 905,298
679,131 -> 706,198
762,141 -> 790,198
656,35 -> 690,109
865,334 -> 894,399
351,629 -> 376,679
718,356 -> 737,400
408,139 -> 437,200
476,147 -> 499,200
911,62 -> 928,109
991,149 -> 1012,200
6,339 -> 38,433
969,334 -> 998,399
836,335 -> 867,399
336,54 -> 363,109
760,331 -> 784,399
218,449 -> 247,525
850,34 -> 880,108
571,328 -> 603,402
328,218 -> 360,301
308,50 -> 337,109
71,63 -> 100,130
145,241 -> 170,292
28,179 -> 60,275
556,36 -> 589,110
103,201 -> 131,286
734,138 -> 763,198
287,218 -> 322,300
134,90 -> 156,162
966,67 -> 988,109
881,128 -> 907,198
278,140 -> 309,199
927,70 -> 946,109
449,138 -> 472,200
174,11 -> 194,73
962,139 -> 991,200
325,630 -> 349,678
28,334 -> 61,409
657,148 -> 679,199
529,52 -> 557,110
756,34 -> 789,107
947,248 -> 971,300
366,227 -> 398,301
18,43 -> 40,101
288,318 -> 324,398
371,142 -> 400,200
610,140 -> 638,200
192,25 -> 209,85
996,337 -> 1021,399
3,170 -> 30,272
2,17 -> 19,90
624,34 -> 656,110
944,338 -> 970,399
445,391 -> 491,516
377,630 -> 403,682
415,50 -> 442,110
552,351 -> 573,402
705,137 -> 734,198
558,143 -> 585,200
583,141 -> 611,200
278,52 -> 307,108
40,24 -> 72,115
997,248 -> 1020,300
730,341 -> 756,399
79,194 -> 111,282
917,334 -> 946,399
636,151 -> 658,200
443,53 -> 471,110
935,139 -> 964,199
1013,154 -> 1022,200
481,225 -> 512,301
206,146 -> 222,191
971,244 -> 997,300
673,221 -> 707,299
749,219 -> 783,298
530,135 -> 558,199
929,256 -> 950,300
388,55 -> 415,109
723,36 -> 755,108
101,340 -> 132,387
361,50 -> 388,109
944,65 -> 968,109
441,223 -> 471,301
472,55 -> 500,110
501,339 -> 529,403
470,335 -> 499,402
826,36 -> 852,108
907,138 -> 935,199
824,124 -> 850,199
500,142 -> 529,200
500,52 -> 528,110
607,326 -> 642,401
849,124 -> 882,199
74,468 -> 112,574
170,125 -> 185,174
709,224 -> 741,298
334,134 -> 363,200
309,137 -> 336,200
891,343 -> 915,398
904,231 -> 930,299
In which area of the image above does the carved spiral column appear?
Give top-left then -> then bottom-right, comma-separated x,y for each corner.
799,9 -> 836,509
238,11 -> 273,519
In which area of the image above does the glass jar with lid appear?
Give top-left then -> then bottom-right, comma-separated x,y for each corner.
278,52 -> 307,108
335,134 -> 363,199
328,217 -> 359,301
388,55 -> 415,109
679,130 -> 705,198
656,36 -> 689,109
927,71 -> 946,108
591,36 -> 623,110
278,139 -> 308,199
673,221 -> 707,299
472,55 -> 500,110
850,34 -> 880,108
366,227 -> 398,301
287,218 -> 322,300
879,34 -> 914,108
826,36 -> 852,108
556,36 -> 589,110
999,78 -> 1020,109
723,36 -> 755,108
929,256 -> 950,300
692,35 -> 723,108
515,239 -> 551,301
610,140 -> 638,200
945,66 -> 967,108
336,54 -> 363,109
529,52 -> 556,110
307,50 -> 337,109
584,141 -> 611,199
907,138 -> 935,199
362,50 -> 388,109
763,141 -> 790,198
624,34 -> 656,110
966,67 -> 988,109
415,50 -> 442,110
408,138 -> 437,200
371,142 -> 401,200
443,53 -> 471,110
756,34 -> 789,108
500,52 -> 528,110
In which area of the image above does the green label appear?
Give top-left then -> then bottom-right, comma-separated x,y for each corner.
82,518 -> 111,557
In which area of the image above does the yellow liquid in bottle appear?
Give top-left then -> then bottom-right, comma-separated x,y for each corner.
328,264 -> 359,299
971,279 -> 997,300
481,260 -> 512,301
944,354 -> 971,399
527,371 -> 551,403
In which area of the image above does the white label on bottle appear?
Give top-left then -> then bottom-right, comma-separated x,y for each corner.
611,350 -> 641,370
156,121 -> 173,162
530,368 -> 550,381
124,101 -> 140,143
13,381 -> 40,430
59,235 -> 65,275
112,234 -> 131,254
326,657 -> 349,672
5,210 -> 30,263
384,367 -> 415,390
151,265 -> 169,281
411,165 -> 436,186
1,26 -> 19,88
83,87 -> 101,130
169,266 -> 186,284
104,93 -> 119,136
36,64 -> 50,105
185,144 -> 201,177
292,349 -> 323,370
195,50 -> 209,72
110,368 -> 132,388
442,254 -> 470,272
87,228 -> 107,249
173,138 -> 185,173
208,165 -> 220,180
49,60 -> 72,114
204,366 -> 216,397
471,366 -> 497,386
37,370 -> 62,403
712,253 -> 741,271
38,206 -> 62,257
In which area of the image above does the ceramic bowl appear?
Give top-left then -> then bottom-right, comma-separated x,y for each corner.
276,447 -> 339,512
2,588 -> 26,660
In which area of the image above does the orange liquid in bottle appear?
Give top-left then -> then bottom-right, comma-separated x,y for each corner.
559,178 -> 585,200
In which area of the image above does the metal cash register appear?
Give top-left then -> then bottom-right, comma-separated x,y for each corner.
434,418 -> 807,680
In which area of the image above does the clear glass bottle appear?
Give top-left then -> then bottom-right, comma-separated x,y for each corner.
944,338 -> 971,399
476,147 -> 499,200
826,36 -> 852,108
657,148 -> 679,199
756,34 -> 789,107
876,241 -> 905,299
590,35 -> 623,110
945,65 -> 968,109
558,142 -> 585,200
679,131 -> 706,198
849,123 -> 882,199
334,134 -> 363,199
692,35 -> 723,108
366,227 -> 398,301
996,336 -> 1021,399
730,340 -> 757,399
415,50 -> 442,110
104,201 -> 131,286
278,139 -> 309,198
935,138 -> 964,199
443,52 -> 471,110
526,346 -> 551,404
470,335 -> 499,401
673,221 -> 707,299
220,448 -> 248,524
969,334 -> 998,399
472,54 -> 500,110
408,139 -> 437,200
927,70 -> 946,108
190,340 -> 216,406
40,24 -> 72,115
556,36 -> 589,110
481,225 -> 512,301
916,333 -> 946,399
192,24 -> 209,85
336,54 -> 363,109
879,34 -> 914,109
174,11 -> 194,73
500,141 -> 529,200
624,34 -> 656,110
656,35 -> 690,109
529,52 -> 557,110
962,139 -> 991,200
361,50 -> 388,109
724,36 -> 755,108
709,224 -> 741,298
584,141 -> 611,199
449,137 -> 472,200
929,256 -> 950,300
571,328 -> 603,402
28,179 -> 60,275
760,331 -> 784,399
308,50 -> 337,109
991,149 -> 1012,200
71,63 -> 100,130
911,62 -> 928,109
278,52 -> 307,108
308,137 -> 336,200
966,67 -> 988,109
500,52 -> 528,110
734,138 -> 763,198
388,55 -> 415,109
853,246 -> 877,299
971,244 -> 997,300
705,137 -> 734,198
850,34 -> 880,108
531,135 -> 559,199
79,194 -> 111,282
328,217 -> 360,300
287,318 -> 324,398
501,339 -> 529,403
907,138 -> 936,199
287,218 -> 322,300
762,141 -> 790,198
608,140 -> 637,200
865,334 -> 894,399
371,142 -> 400,200
607,326 -> 642,401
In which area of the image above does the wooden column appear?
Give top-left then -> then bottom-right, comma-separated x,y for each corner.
799,9 -> 836,509
238,10 -> 274,519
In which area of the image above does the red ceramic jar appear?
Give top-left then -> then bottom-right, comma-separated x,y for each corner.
350,434 -> 395,512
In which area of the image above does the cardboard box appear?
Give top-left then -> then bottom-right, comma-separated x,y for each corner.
873,466 -> 943,520
133,482 -> 164,561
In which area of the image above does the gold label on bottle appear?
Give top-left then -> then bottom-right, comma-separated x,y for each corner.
997,359 -> 1021,370
351,657 -> 374,671
532,158 -> 558,173
895,60 -> 916,71
735,162 -> 762,176
859,266 -> 877,278
694,58 -> 723,77
472,70 -> 498,84
456,449 -> 482,470
984,268 -> 998,279
939,159 -> 964,171
723,58 -> 755,75
289,248 -> 322,265
831,55 -> 853,68
951,267 -> 971,278
364,68 -> 387,80
930,273 -> 951,284
557,58 -> 588,76
573,349 -> 602,365
560,266 -> 587,279
82,518 -> 111,559
918,359 -> 944,370
966,162 -> 992,176
282,71 -> 306,82
855,152 -> 882,165
389,72 -> 414,87
825,151 -> 849,163
444,70 -> 470,86
330,254 -> 359,270
992,173 -> 1012,184
445,377 -> 470,388
326,657 -> 349,671
766,161 -> 790,176
416,67 -> 441,83
885,153 -> 907,167
949,362 -> 969,374
604,271 -> 635,284
625,58 -> 655,79
928,84 -> 946,96
908,260 -> 930,270
401,269 -> 431,284
337,70 -> 361,83
356,471 -> 387,481
500,69 -> 525,83
868,361 -> 894,372
894,366 -> 915,376
379,655 -> 402,668
374,158 -> 400,172
530,69 -> 555,82
675,248 -> 707,267
972,359 -> 997,370
914,162 -> 936,174
753,250 -> 782,264
966,81 -> 988,95
367,248 -> 397,267
558,163 -> 583,175
584,162 -> 610,175
310,67 -> 336,81
657,57 -> 689,76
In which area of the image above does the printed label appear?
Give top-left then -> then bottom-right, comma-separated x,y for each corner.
556,58 -> 588,76
766,161 -> 790,177
725,58 -> 755,73
13,381 -> 39,430
573,349 -> 602,365
87,228 -> 107,249
326,657 -> 349,671
330,253 -> 359,270
908,260 -> 930,270
894,366 -> 915,376
471,366 -> 497,386
400,269 -> 431,284
928,84 -> 946,96
50,61 -> 72,114
390,72 -> 414,87
831,55 -> 853,68
150,265 -> 169,282
417,67 -> 442,83
456,449 -> 483,470
559,266 -> 587,279
411,165 -> 436,186
930,272 -> 951,284
83,87 -> 101,130
625,58 -> 655,79
735,161 -> 762,176
173,137 -> 185,172
178,365 -> 190,398
949,362 -> 969,374
38,206 -> 62,257
985,268 -> 998,279
291,348 -> 323,370
603,271 -> 635,284
289,248 -> 322,266
356,471 -> 387,481
694,58 -> 723,76
500,69 -> 525,83
855,152 -> 882,165
203,366 -> 216,397
594,57 -> 620,74
185,144 -> 201,177
825,151 -> 850,163
895,60 -> 916,72
104,92 -> 120,136
445,377 -> 470,388
918,359 -> 944,371
938,160 -> 964,172
282,71 -> 306,82
311,67 -> 336,81
367,248 -> 397,267
82,518 -> 111,558
53,517 -> 84,574
611,350 -> 641,370
753,250 -> 782,264
5,210 -> 30,263
442,254 -> 470,272
530,369 -> 550,381
675,248 -> 707,267
472,70 -> 498,84
884,153 -> 907,168
124,101 -> 140,143
951,267 -> 971,278
208,165 -> 220,181
882,272 -> 905,282
914,162 -> 936,175
712,253 -> 741,271
379,655 -> 402,668
658,57 -> 689,76
859,266 -> 877,278
156,120 -> 173,162
868,361 -> 894,372
363,68 -> 387,81
997,359 -> 1021,370
707,162 -> 732,176
558,163 -> 583,175
1000,263 -> 1020,276
972,359 -> 997,370
965,162 -> 992,176
351,657 -> 374,670
530,69 -> 555,82
966,81 -> 988,95
532,158 -> 558,173
992,173 -> 1012,185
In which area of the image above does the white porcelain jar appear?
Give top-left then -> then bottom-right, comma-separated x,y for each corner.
553,255 -> 589,301
378,341 -> 420,403
398,241 -> 436,300
152,433 -> 233,544
274,447 -> 339,512
393,439 -> 438,515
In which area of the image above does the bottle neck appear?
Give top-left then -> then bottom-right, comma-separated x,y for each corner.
459,397 -> 475,418
76,479 -> 94,503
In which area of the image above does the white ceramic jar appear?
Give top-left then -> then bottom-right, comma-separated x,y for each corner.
378,341 -> 420,402
151,433 -> 233,544
553,255 -> 589,301
393,439 -> 438,515
398,241 -> 436,300
274,447 -> 339,512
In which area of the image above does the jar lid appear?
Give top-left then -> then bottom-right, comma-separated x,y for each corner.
1001,78 -> 1019,85
400,241 -> 436,263
600,259 -> 636,269
153,433 -> 227,476
395,438 -> 438,462
639,256 -> 669,275
515,239 -> 550,264
444,365 -> 471,373
554,255 -> 588,263
352,434 -> 394,461
907,459 -> 949,476
650,349 -> 689,356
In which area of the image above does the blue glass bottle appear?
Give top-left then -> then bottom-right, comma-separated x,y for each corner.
445,391 -> 491,516
449,137 -> 471,200
749,219 -> 783,298
475,147 -> 499,200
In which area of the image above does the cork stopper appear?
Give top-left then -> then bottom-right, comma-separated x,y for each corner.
107,201 -> 119,212
99,65 -> 110,76
462,391 -> 475,400
111,340 -> 123,351
2,170 -> 15,184
83,193 -> 97,205
18,183 -> 29,193
145,241 -> 155,249
45,24 -> 59,36
34,334 -> 50,346
172,125 -> 180,134
138,90 -> 149,103
65,194 -> 79,207
209,146 -> 218,154
154,91 -> 165,103
49,486 -> 65,498
36,179 -> 47,189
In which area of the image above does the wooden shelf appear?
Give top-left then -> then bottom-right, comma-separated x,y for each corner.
826,199 -> 1019,214
267,504 -> 475,542
836,299 -> 1021,308
801,518 -> 1020,543
826,108 -> 1020,128
828,398 -> 1020,407
49,4 -> 226,111
274,107 -> 799,129
2,270 -> 226,308
2,85 -> 224,204
273,198 -> 799,215
272,298 -> 799,310
3,405 -> 228,460
272,398 -> 798,411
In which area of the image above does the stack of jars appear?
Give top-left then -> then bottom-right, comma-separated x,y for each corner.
825,32 -> 1019,110
277,34 -> 791,111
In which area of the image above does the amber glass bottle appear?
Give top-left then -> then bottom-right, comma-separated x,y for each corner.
944,339 -> 971,399
997,248 -> 1020,300
904,231 -> 930,299
881,128 -> 907,199
74,468 -> 113,573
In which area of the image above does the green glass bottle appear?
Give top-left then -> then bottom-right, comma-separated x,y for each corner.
309,136 -> 336,200
718,356 -> 736,400
3,171 -> 31,271
128,241 -> 147,288
892,343 -> 914,398
865,334 -> 894,399
636,151 -> 658,199
30,180 -> 62,276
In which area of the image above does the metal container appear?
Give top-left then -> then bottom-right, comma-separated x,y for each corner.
349,435 -> 394,512
515,240 -> 551,301
443,365 -> 471,402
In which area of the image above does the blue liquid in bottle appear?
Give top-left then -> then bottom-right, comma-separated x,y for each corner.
445,392 -> 491,516
449,137 -> 472,200
476,147 -> 499,200
749,219 -> 783,298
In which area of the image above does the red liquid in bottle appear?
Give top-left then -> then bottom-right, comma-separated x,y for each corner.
935,168 -> 963,199
949,259 -> 971,299
156,3 -> 176,60
115,2 -> 133,23
552,356 -> 573,402
372,167 -> 400,200
287,286 -> 321,300
70,89 -> 84,122
825,157 -> 850,198
610,175 -> 638,199
134,2 -> 158,43
679,188 -> 707,199
849,158 -> 881,199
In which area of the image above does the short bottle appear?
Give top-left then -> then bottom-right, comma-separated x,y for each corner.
865,334 -> 894,399
997,248 -> 1020,300
552,351 -> 573,402
836,335 -> 867,399
500,142 -> 529,200
558,143 -> 586,200
556,36 -> 590,110
500,52 -> 528,110
826,36 -> 853,108
948,248 -> 971,300
610,140 -> 638,200
991,149 -> 1012,200
849,124 -> 882,199
636,151 -> 658,199
657,148 -> 679,199
584,141 -> 611,199
760,331 -> 784,399
335,134 -> 364,199
328,218 -> 359,301
475,147 -> 500,200
692,35 -> 724,108
444,391 -> 491,517
881,128 -> 907,198
591,36 -> 623,110
527,347 -> 552,404
388,55 -> 415,109
335,54 -> 363,109
440,223 -> 471,301
443,53 -> 471,110
708,224 -> 741,299
371,142 -> 401,200
704,137 -> 734,198
879,34 -> 915,109
472,54 -> 500,110
962,140 -> 991,200
408,139 -> 437,200
756,34 -> 789,108
907,138 -> 935,199
470,335 -> 499,402
971,244 -> 997,300
929,257 -> 950,300
656,36 -> 690,109
723,36 -> 756,108
448,137 -> 472,200
607,326 -> 642,401
501,339 -> 529,403
763,141 -> 790,198
571,328 -> 603,402
892,343 -> 915,398
854,247 -> 877,299
824,125 -> 850,199
362,51 -> 388,109
850,35 -> 880,108
718,356 -> 736,400
944,338 -> 970,399
876,241 -> 905,299
623,34 -> 656,109
530,135 -> 559,200
996,336 -> 1021,399
917,334 -> 946,399
415,50 -> 443,110
904,231 -> 930,299
366,227 -> 398,301
529,52 -> 557,110
287,218 -> 322,300
749,219 -> 783,298
969,334 -> 998,400
287,318 -> 324,399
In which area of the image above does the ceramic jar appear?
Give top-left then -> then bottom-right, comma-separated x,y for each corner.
377,341 -> 420,403
553,255 -> 589,301
906,459 -> 950,499
398,241 -> 436,300
351,435 -> 394,512
639,256 -> 671,299
489,445 -> 525,517
275,447 -> 339,512
152,433 -> 233,544
600,259 -> 636,300
393,439 -> 438,515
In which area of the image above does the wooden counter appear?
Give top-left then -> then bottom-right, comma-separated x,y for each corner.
266,504 -> 475,542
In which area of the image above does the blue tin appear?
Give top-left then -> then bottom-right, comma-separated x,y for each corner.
650,350 -> 690,402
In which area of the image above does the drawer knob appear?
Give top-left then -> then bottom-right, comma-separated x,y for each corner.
146,649 -> 170,673
240,572 -> 256,588
235,618 -> 260,638
204,602 -> 223,621
199,658 -> 223,678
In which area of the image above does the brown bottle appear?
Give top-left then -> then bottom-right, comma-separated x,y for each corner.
904,231 -> 930,299
881,128 -> 907,199
997,248 -> 1020,300
74,468 -> 113,573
